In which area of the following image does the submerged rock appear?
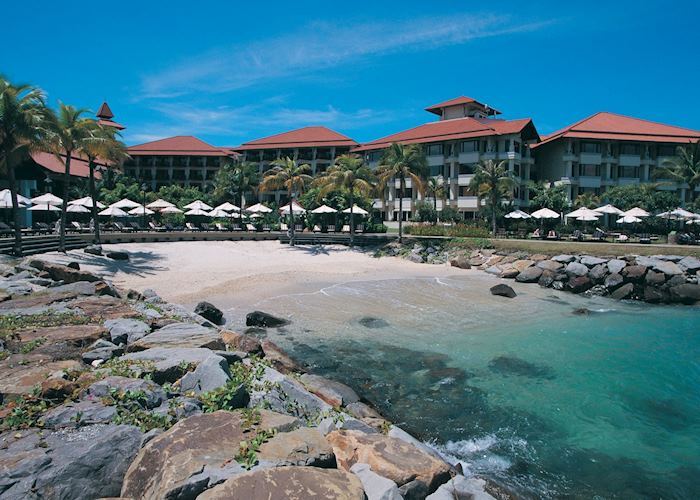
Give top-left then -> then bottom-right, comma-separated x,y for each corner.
194,301 -> 224,325
489,284 -> 516,298
488,355 -> 555,379
246,310 -> 290,328
358,316 -> 390,329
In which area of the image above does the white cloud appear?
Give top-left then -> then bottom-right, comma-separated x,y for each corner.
140,14 -> 552,97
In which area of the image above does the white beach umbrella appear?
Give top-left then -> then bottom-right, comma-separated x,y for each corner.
617,215 -> 642,224
208,208 -> 234,218
280,201 -> 306,215
31,193 -> 63,205
246,203 -> 273,213
183,200 -> 213,211
0,189 -> 31,207
657,207 -> 696,220
310,204 -> 338,214
110,198 -> 141,209
129,206 -> 154,216
594,204 -> 624,215
565,207 -> 598,218
160,206 -> 183,214
146,199 -> 175,210
248,213 -> 262,219
576,213 -> 601,222
342,205 -> 369,215
184,208 -> 210,216
69,196 -> 105,209
28,203 -> 61,212
504,209 -> 531,219
214,202 -> 240,212
531,208 -> 560,219
66,204 -> 90,213
98,206 -> 128,217
623,207 -> 650,218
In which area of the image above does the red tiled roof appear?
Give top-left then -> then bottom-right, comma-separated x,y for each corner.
235,126 -> 358,151
353,117 -> 536,152
31,152 -> 105,179
533,112 -> 700,148
97,119 -> 126,130
96,102 -> 114,119
425,96 -> 501,116
128,136 -> 231,156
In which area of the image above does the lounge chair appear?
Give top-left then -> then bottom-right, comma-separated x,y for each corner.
185,222 -> 200,231
638,233 -> 651,244
149,221 -> 167,232
232,223 -> 243,231
327,224 -> 335,233
313,225 -> 321,233
113,222 -> 134,233
246,223 -> 257,232
201,223 -> 213,231
71,221 -> 90,233
294,224 -> 303,232
280,223 -> 289,232
616,234 -> 629,243
356,224 -> 364,233
569,230 -> 583,242
262,224 -> 272,232
129,221 -> 146,232
215,222 -> 229,231
341,224 -> 350,233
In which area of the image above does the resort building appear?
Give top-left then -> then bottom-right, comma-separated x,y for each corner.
124,136 -> 237,191
353,97 -> 540,221
532,112 -> 700,202
233,126 -> 358,204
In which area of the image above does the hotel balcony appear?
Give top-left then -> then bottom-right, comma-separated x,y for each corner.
618,177 -> 640,186
656,156 -> 675,167
423,198 -> 447,210
427,155 -> 444,167
457,196 -> 479,209
619,154 -> 641,167
498,151 -> 520,161
482,152 -> 497,160
563,152 -> 577,162
457,174 -> 474,186
579,152 -> 602,165
458,151 -> 480,164
578,176 -> 602,188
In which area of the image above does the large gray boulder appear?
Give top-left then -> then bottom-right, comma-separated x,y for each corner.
622,265 -> 647,282
606,259 -> 627,274
565,262 -> 589,277
179,355 -> 231,395
652,260 -> 683,276
426,475 -> 496,500
489,284 -> 516,298
81,339 -> 123,364
299,373 -> 360,407
567,276 -> 592,293
536,260 -> 563,272
194,301 -> 224,325
85,376 -> 166,409
121,347 -> 217,383
127,322 -> 225,351
104,318 -> 150,345
42,400 -> 117,429
611,283 -> 635,300
580,256 -> 608,267
589,264 -> 608,282
604,273 -> 624,290
678,256 -> 700,272
515,267 -> 543,283
0,424 -> 142,500
668,284 -> 700,304
257,427 -> 335,468
350,462 -> 402,500
551,254 -> 576,263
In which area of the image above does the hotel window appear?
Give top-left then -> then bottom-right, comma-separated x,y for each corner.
426,144 -> 443,156
458,163 -> 475,175
262,150 -> 276,161
513,164 -> 521,177
367,151 -> 382,162
460,140 -> 479,153
401,188 -> 413,199
503,140 -> 511,152
429,165 -> 443,177
578,164 -> 600,177
297,148 -> 313,160
657,145 -> 677,157
620,144 -> 640,155
581,142 -> 601,153
514,141 -> 521,153
620,166 -> 638,178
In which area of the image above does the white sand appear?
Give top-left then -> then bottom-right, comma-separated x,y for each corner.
42,240 -> 472,309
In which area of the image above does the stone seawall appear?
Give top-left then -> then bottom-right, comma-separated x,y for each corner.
0,254 -> 497,500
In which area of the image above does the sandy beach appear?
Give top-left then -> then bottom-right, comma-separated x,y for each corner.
42,240 -> 475,310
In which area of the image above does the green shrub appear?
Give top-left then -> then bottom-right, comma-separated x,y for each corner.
405,224 -> 490,238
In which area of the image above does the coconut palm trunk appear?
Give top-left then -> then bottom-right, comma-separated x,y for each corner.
491,191 -> 498,236
349,192 -> 355,247
88,160 -> 100,244
398,176 -> 404,243
58,153 -> 72,252
289,190 -> 296,247
6,156 -> 23,256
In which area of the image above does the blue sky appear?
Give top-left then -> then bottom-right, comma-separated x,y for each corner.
3,1 -> 699,146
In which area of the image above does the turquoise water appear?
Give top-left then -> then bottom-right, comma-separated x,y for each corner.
247,275 -> 700,499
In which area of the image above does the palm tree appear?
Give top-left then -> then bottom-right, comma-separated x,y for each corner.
45,103 -> 91,252
314,154 -> 375,246
574,191 -> 600,208
217,161 -> 260,214
259,157 -> 312,246
0,77 -> 50,256
469,159 -> 515,236
375,143 -> 428,242
656,141 -> 700,204
425,176 -> 446,223
77,122 -> 129,244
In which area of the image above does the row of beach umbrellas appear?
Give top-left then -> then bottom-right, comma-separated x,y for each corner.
505,204 -> 700,225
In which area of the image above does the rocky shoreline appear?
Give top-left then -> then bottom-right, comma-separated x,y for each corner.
383,241 -> 700,305
0,253 -> 498,500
